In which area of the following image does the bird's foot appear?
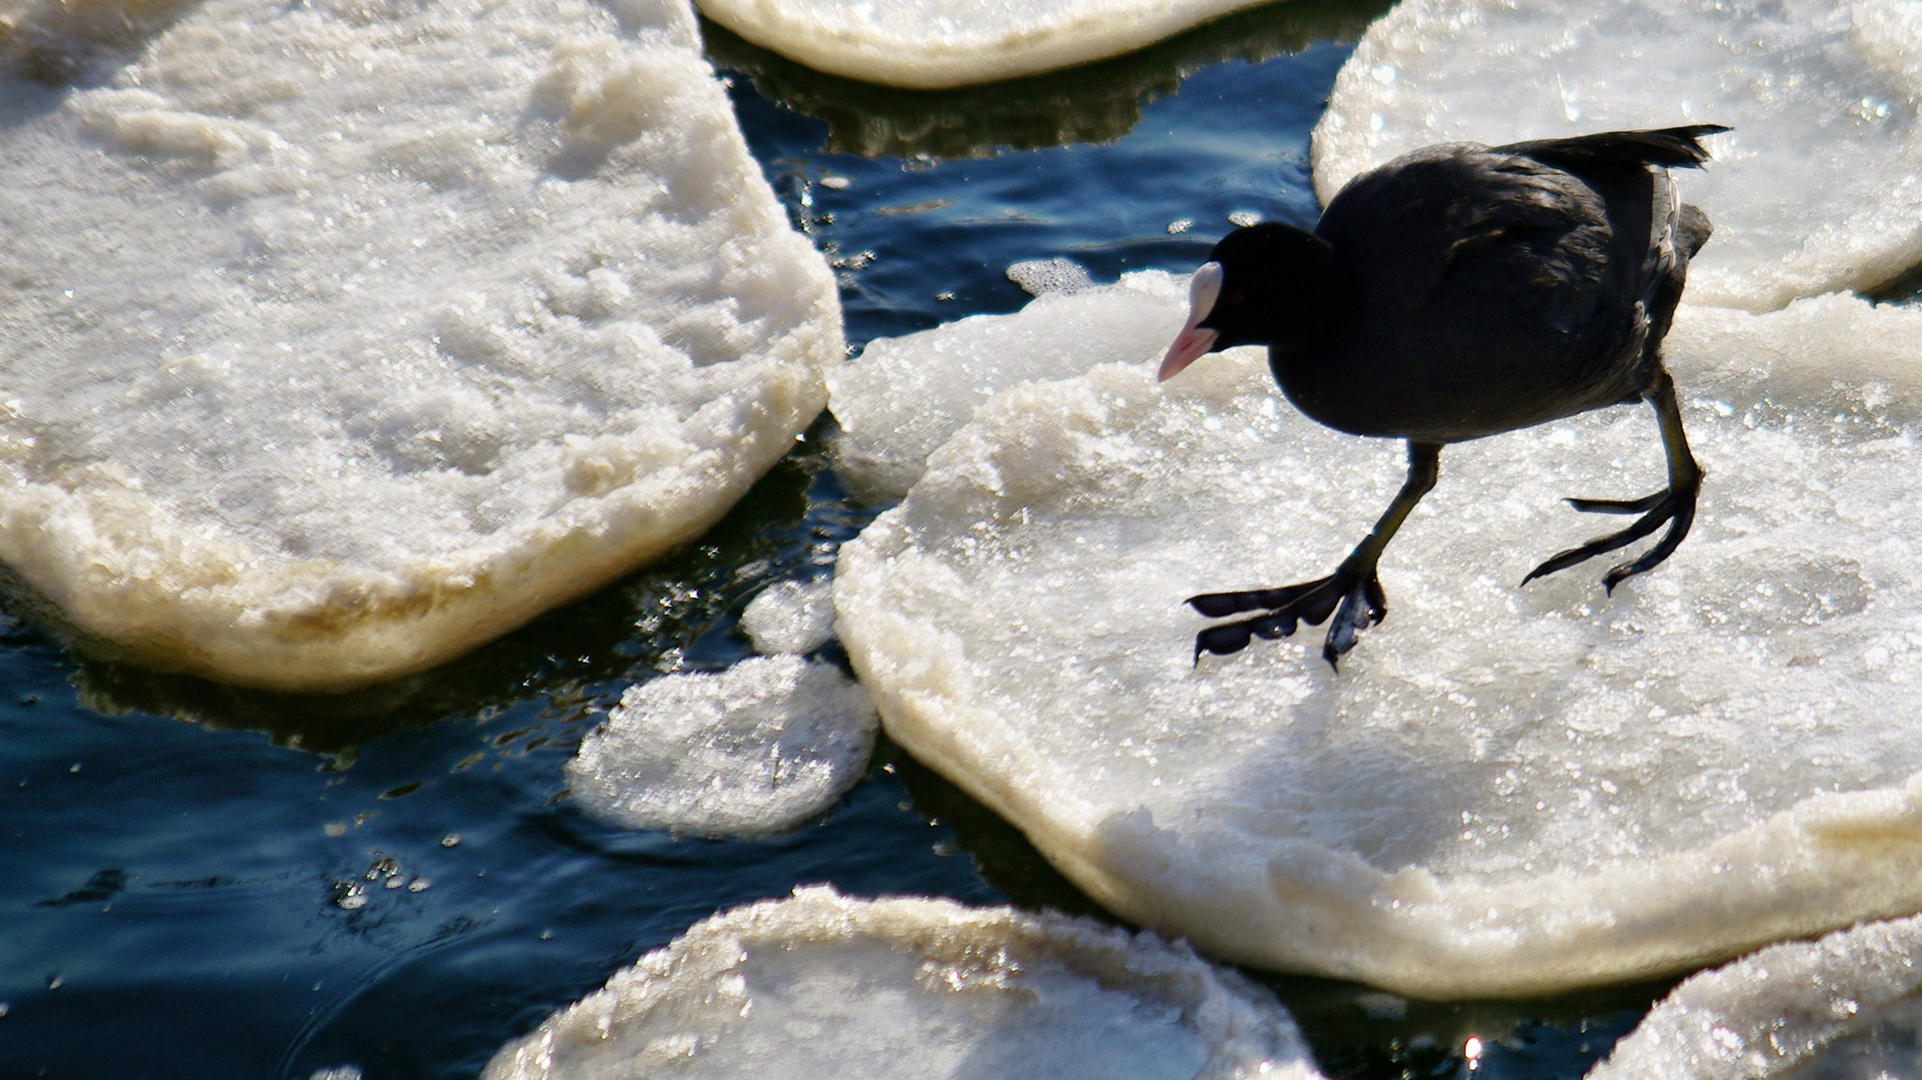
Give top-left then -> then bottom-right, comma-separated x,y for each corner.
1189,569 -> 1386,670
1522,484 -> 1698,592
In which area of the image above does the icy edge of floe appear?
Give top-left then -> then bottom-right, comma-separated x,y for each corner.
1590,912 -> 1922,1080
694,0 -> 1279,89
0,352 -> 829,691
483,885 -> 1327,1080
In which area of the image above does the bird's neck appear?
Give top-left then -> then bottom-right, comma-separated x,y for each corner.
1271,243 -> 1359,357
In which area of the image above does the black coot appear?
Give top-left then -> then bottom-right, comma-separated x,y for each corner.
1160,124 -> 1727,668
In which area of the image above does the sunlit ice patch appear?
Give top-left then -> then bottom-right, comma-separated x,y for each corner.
1158,261 -> 1224,381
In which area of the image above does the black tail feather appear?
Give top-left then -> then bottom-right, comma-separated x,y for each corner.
1499,124 -> 1731,171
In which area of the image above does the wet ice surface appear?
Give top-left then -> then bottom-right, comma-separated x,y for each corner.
1591,914 -> 1922,1080
566,656 -> 876,838
829,270 -> 1185,499
484,886 -> 1326,1080
0,0 -> 839,689
1311,0 -> 1922,311
741,577 -> 838,655
835,291 -> 1922,996
694,0 -> 1286,89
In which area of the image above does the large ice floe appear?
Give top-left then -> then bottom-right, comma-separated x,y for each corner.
566,656 -> 876,838
829,268 -> 1186,499
1590,913 -> 1922,1080
1311,0 -> 1922,312
835,287 -> 1922,997
0,0 -> 841,689
484,886 -> 1326,1079
694,0 -> 1285,89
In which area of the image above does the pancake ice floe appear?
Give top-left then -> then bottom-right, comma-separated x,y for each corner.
740,577 -> 838,655
566,656 -> 876,838
1591,912 -> 1922,1079
835,291 -> 1922,996
484,885 -> 1326,1079
694,0 -> 1286,89
1312,0 -> 1922,311
0,0 -> 841,690
829,269 -> 1185,499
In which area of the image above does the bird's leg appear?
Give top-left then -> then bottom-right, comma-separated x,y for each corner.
1190,441 -> 1441,670
1523,366 -> 1701,592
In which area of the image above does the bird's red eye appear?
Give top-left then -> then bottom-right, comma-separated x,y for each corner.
1223,292 -> 1244,306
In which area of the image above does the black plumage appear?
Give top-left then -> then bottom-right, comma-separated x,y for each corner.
1159,124 -> 1727,668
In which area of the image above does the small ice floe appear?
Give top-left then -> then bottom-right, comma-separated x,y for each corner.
834,292 -> 1922,997
1007,258 -> 1096,297
1312,0 -> 1922,311
1591,912 -> 1922,1080
566,657 -> 876,839
0,0 -> 840,690
695,0 -> 1290,89
484,886 -> 1328,1079
828,269 -> 1187,500
740,578 -> 837,655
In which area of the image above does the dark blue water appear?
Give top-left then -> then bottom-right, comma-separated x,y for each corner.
1,4 -> 1675,1077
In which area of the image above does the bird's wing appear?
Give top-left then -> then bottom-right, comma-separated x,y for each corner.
1317,144 -> 1615,328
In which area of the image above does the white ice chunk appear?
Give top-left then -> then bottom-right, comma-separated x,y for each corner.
829,269 -> 1186,499
741,578 -> 838,655
835,291 -> 1922,997
1312,0 -> 1922,311
567,656 -> 877,838
1008,257 -> 1096,297
484,885 -> 1328,1080
0,0 -> 841,690
1591,912 -> 1922,1080
695,0 -> 1292,89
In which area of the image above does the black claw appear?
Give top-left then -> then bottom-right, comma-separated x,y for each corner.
1189,581 -> 1326,619
1566,492 -> 1667,515
1365,574 -> 1387,622
1190,570 -> 1385,669
1194,621 -> 1255,662
1525,485 -> 1697,589
1320,576 -> 1380,668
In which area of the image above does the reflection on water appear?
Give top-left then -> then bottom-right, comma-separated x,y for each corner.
704,0 -> 1392,160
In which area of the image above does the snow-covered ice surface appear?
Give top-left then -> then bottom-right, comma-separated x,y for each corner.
835,290 -> 1922,997
829,269 -> 1185,500
0,0 -> 840,690
566,656 -> 876,838
1590,913 -> 1922,1080
1311,0 -> 1922,312
695,0 -> 1288,89
740,577 -> 838,655
483,886 -> 1327,1080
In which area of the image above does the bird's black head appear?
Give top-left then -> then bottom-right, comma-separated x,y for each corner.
1159,222 -> 1343,381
